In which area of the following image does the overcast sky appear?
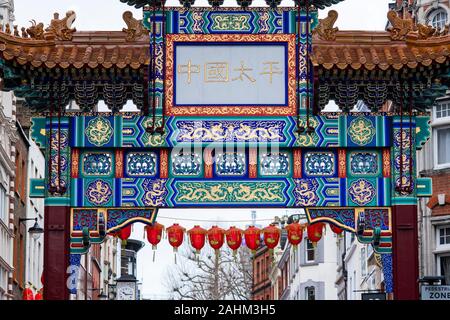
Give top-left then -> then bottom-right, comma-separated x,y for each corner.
13,0 -> 392,298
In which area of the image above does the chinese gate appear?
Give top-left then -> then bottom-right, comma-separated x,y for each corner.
2,2 -> 449,300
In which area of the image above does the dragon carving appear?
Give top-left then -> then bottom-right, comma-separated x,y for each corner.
45,11 -> 77,41
313,10 -> 339,41
123,11 -> 147,42
26,20 -> 45,40
387,10 -> 415,40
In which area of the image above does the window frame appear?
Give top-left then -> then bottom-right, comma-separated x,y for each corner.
436,225 -> 450,251
360,247 -> 367,279
305,239 -> 316,263
428,8 -> 449,30
432,101 -> 450,169
437,254 -> 450,285
305,286 -> 315,301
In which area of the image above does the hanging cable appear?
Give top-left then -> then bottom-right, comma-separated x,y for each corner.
155,0 -> 166,135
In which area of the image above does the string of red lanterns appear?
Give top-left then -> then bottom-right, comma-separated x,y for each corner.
106,221 -> 346,259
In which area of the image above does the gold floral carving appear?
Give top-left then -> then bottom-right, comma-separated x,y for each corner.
313,10 -> 338,41
165,34 -> 297,116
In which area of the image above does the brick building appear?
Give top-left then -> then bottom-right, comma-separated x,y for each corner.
251,245 -> 273,300
411,0 -> 450,286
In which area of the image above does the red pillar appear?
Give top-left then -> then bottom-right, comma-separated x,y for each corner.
44,206 -> 71,300
392,205 -> 419,300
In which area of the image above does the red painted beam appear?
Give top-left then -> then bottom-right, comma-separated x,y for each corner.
44,206 -> 71,300
392,205 -> 419,300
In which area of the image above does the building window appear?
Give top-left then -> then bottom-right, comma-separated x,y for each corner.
361,247 -> 367,278
428,9 -> 448,30
305,286 -> 315,300
438,256 -> 450,286
306,239 -> 315,262
433,101 -> 450,169
436,126 -> 450,167
436,102 -> 450,119
0,185 -> 6,224
438,226 -> 450,247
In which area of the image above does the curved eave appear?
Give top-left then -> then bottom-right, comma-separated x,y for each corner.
312,30 -> 450,71
0,31 -> 148,70
0,29 -> 449,73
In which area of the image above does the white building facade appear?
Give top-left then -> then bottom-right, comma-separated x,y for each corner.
0,0 -> 16,300
288,227 -> 338,300
413,0 -> 450,287
24,139 -> 45,295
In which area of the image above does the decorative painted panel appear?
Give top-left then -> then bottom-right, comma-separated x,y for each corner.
70,207 -> 157,254
303,151 -> 336,177
258,152 -> 291,177
168,117 -> 295,146
167,179 -> 293,207
306,207 -> 392,257
121,178 -> 168,207
391,117 -> 417,205
348,151 -> 380,177
215,152 -> 247,177
161,9 -> 308,35
293,115 -> 339,147
125,152 -> 158,177
165,34 -> 297,116
293,178 -> 339,207
338,115 -> 392,148
81,152 -> 114,177
46,117 -> 71,206
170,151 -> 203,177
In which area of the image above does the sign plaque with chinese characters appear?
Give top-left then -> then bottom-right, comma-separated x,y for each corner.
166,34 -> 297,116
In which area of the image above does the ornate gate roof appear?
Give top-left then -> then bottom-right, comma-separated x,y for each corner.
0,8 -> 448,112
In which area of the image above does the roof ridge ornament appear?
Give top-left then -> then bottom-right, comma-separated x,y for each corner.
387,10 -> 414,40
313,10 -> 338,41
26,20 -> 45,40
44,11 -> 77,41
387,10 -> 450,40
122,11 -> 148,42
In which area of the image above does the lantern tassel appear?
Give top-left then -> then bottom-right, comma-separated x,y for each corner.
153,250 -> 156,263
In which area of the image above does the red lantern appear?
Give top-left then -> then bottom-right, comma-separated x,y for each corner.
244,226 -> 261,253
145,222 -> 165,262
307,222 -> 325,243
35,290 -> 43,300
146,222 -> 165,249
166,223 -> 185,253
22,288 -> 34,300
226,226 -> 243,255
188,225 -> 207,254
263,224 -> 281,251
330,223 -> 344,235
118,225 -> 132,241
117,225 -> 132,247
207,226 -> 225,254
285,222 -> 304,248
